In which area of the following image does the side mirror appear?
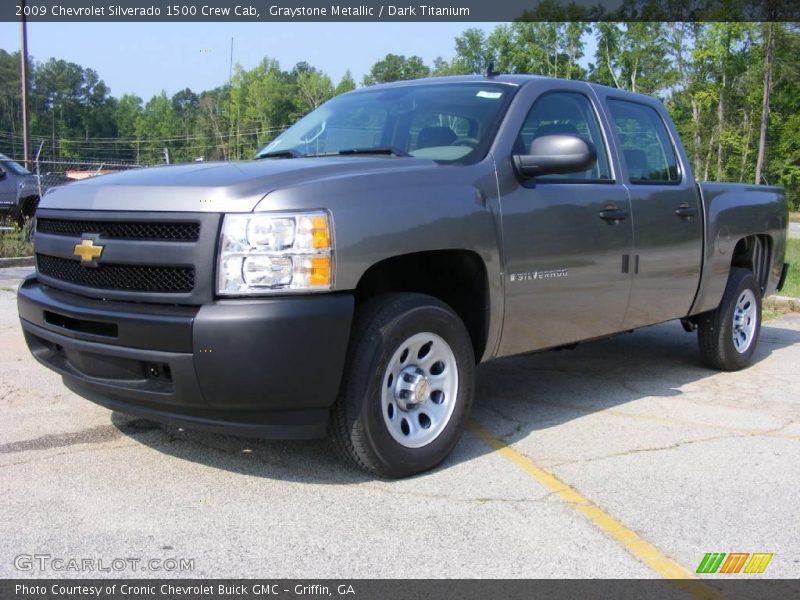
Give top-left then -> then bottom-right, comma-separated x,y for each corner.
0,167 -> 6,181
513,134 -> 597,179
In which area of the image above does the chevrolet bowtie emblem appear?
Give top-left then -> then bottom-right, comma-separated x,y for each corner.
73,239 -> 104,263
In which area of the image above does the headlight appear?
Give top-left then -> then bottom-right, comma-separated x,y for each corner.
217,211 -> 333,295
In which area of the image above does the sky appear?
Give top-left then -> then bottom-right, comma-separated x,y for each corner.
0,22 -> 507,100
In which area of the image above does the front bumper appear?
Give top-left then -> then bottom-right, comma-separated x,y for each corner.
17,277 -> 354,439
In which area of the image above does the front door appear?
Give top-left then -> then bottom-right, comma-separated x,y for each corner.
497,89 -> 633,357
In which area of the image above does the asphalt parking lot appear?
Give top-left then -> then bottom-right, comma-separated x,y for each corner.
2,266 -> 799,586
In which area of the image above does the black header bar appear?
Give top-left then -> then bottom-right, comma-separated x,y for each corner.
4,579 -> 800,600
3,0 -> 800,22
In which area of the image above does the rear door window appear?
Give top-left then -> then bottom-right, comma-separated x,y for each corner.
607,100 -> 680,184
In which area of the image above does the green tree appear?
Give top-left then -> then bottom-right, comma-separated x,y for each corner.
486,25 -> 516,73
114,94 -> 142,161
452,28 -> 492,74
135,91 -> 182,163
362,54 -> 430,86
0,50 -> 23,157
618,23 -> 674,94
589,22 -> 623,87
295,69 -> 334,113
29,58 -> 117,160
334,70 -> 357,95
494,23 -> 587,79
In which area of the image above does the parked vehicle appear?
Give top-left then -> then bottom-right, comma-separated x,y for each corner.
0,153 -> 28,218
17,76 -> 790,477
0,153 -> 71,226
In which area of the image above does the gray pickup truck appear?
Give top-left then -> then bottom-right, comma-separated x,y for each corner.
0,153 -> 71,227
17,75 -> 790,477
0,154 -> 32,220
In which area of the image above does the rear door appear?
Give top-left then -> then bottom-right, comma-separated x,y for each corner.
604,98 -> 703,328
496,86 -> 634,356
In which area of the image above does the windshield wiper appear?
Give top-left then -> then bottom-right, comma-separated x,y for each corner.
338,147 -> 410,157
255,149 -> 303,159
312,147 -> 410,158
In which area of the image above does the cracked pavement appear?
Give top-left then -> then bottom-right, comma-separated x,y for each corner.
1,268 -> 799,579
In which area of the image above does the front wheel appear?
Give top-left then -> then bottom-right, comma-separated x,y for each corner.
329,293 -> 475,478
12,196 -> 38,228
697,267 -> 762,371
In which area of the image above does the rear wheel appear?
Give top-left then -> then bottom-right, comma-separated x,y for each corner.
329,293 -> 475,478
697,268 -> 761,371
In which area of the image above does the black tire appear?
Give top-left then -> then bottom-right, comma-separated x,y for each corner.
697,267 -> 762,371
9,205 -> 25,228
11,197 -> 37,228
329,293 -> 475,478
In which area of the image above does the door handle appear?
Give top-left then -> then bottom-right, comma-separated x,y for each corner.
599,206 -> 627,224
675,203 -> 697,220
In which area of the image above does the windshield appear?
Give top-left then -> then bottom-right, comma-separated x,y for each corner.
256,82 -> 515,163
0,154 -> 30,176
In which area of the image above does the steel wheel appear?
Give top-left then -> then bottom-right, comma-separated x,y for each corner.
381,332 -> 459,448
732,289 -> 758,353
698,267 -> 761,371
329,293 -> 475,477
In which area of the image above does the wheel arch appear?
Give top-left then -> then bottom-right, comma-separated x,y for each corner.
15,193 -> 40,223
730,234 -> 773,295
354,249 -> 490,362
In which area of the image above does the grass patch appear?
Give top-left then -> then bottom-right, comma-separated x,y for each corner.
781,238 -> 800,298
0,219 -> 33,258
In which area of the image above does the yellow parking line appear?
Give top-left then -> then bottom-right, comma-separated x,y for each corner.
467,420 -> 725,600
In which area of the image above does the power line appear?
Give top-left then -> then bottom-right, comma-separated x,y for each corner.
0,126 -> 288,145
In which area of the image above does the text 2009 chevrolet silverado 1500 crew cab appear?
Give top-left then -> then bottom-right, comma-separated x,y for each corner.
18,75 -> 790,477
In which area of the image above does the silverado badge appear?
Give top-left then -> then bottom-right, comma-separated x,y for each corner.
510,268 -> 568,282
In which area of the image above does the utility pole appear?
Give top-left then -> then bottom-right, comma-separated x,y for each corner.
229,37 -> 234,84
19,0 -> 31,169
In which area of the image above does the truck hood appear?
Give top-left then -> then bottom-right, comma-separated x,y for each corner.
19,173 -> 72,198
39,157 -> 438,212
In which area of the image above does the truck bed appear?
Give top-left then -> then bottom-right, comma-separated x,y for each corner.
692,181 -> 787,315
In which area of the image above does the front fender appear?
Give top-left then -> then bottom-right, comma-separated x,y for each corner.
254,160 -> 505,360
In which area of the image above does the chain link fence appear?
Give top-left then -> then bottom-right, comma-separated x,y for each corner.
28,159 -> 143,180
2,153 -> 190,255
1,156 -> 144,236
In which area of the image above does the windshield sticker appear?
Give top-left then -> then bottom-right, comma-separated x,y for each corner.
476,91 -> 503,99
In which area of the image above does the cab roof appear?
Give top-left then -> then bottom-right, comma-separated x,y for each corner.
358,74 -> 659,104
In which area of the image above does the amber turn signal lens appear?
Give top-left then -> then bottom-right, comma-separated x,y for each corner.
309,257 -> 332,286
311,216 -> 331,249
